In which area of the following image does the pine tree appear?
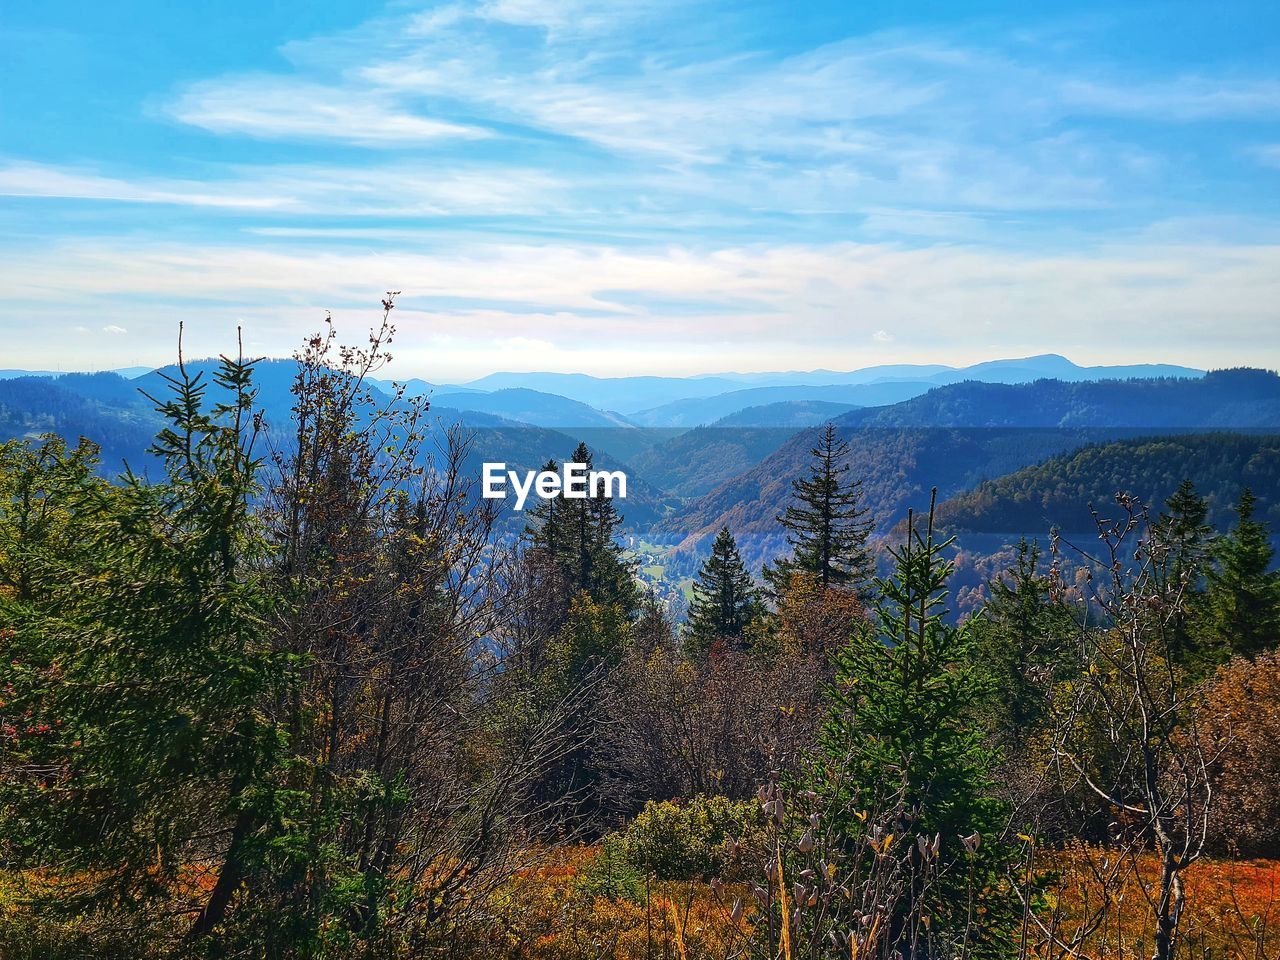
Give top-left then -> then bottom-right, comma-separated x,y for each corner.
764,423 -> 873,596
800,492 -> 1018,954
526,443 -> 639,615
685,526 -> 764,657
970,539 -> 1076,751
0,351 -> 278,929
1156,478 -> 1214,662
525,457 -> 564,552
1161,478 -> 1214,581
1202,488 -> 1280,659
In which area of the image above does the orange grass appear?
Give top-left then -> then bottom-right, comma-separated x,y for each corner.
1034,845 -> 1280,959
487,845 -> 1280,960
3,845 -> 1277,959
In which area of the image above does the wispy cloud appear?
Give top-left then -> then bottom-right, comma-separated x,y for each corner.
1249,144 -> 1280,168
170,76 -> 493,145
0,161 -> 567,216
1059,76 -> 1280,121
3,234 -> 1277,376
154,4 -> 1278,226
0,163 -> 291,209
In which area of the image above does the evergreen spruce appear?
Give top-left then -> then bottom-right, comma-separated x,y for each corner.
1157,478 -> 1215,661
803,492 -> 1018,954
0,352 -> 276,926
525,457 -> 564,552
970,539 -> 1076,751
1161,478 -> 1214,581
526,443 -> 639,616
684,526 -> 764,657
1202,488 -> 1280,659
764,423 -> 873,596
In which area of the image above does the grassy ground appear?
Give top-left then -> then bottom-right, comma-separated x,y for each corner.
3,846 -> 1278,958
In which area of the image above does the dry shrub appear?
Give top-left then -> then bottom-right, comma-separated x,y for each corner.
480,846 -> 751,960
771,571 -> 866,660
1199,652 -> 1280,857
595,646 -> 824,815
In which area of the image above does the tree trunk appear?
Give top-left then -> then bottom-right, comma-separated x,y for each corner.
187,808 -> 254,943
1151,852 -> 1185,960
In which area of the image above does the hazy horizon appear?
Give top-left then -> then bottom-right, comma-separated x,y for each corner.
0,349 -> 1227,387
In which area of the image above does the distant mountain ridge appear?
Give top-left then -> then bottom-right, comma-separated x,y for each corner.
654,370 -> 1280,561
836,368 -> 1280,429
430,388 -> 638,429
458,354 -> 1204,421
0,354 -> 1209,432
0,363 -> 675,525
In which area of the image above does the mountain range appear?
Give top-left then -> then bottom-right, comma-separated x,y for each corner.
3,355 -> 1277,582
651,369 -> 1280,568
430,355 -> 1201,424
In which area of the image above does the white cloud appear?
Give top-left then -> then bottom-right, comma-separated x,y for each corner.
0,163 -> 290,210
102,324 -> 128,335
1059,77 -> 1280,121
1249,144 -> 1280,169
0,161 -> 566,216
26,3 -> 1270,233
872,329 -> 893,342
169,77 -> 493,145
3,235 -> 1277,375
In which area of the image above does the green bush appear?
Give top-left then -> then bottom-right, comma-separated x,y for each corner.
614,795 -> 759,881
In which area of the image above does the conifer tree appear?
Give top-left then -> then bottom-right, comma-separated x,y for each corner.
525,457 -> 563,550
526,442 -> 638,615
801,492 -> 1017,954
1157,478 -> 1214,661
1161,478 -> 1214,581
1202,488 -> 1280,659
685,526 -> 764,657
764,423 -> 873,596
0,350 -> 277,929
970,539 -> 1076,751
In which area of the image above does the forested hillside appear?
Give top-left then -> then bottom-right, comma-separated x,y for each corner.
839,368 -> 1280,429
660,371 -> 1280,564
628,381 -> 922,427
656,427 -> 1110,548
0,376 -> 159,469
429,387 -> 640,429
935,433 -> 1280,537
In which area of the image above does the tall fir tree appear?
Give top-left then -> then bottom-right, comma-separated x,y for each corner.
0,353 -> 278,929
1202,488 -> 1280,659
684,526 -> 765,657
1157,478 -> 1214,662
526,443 -> 638,616
524,457 -> 564,551
800,492 -> 1018,955
764,423 -> 873,596
522,445 -> 639,821
1161,478 -> 1214,580
970,539 -> 1076,751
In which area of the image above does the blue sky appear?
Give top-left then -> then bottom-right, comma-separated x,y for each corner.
2,0 -> 1278,380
